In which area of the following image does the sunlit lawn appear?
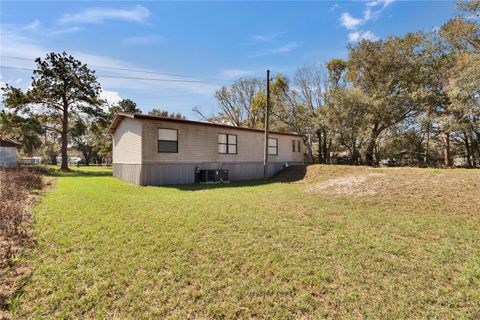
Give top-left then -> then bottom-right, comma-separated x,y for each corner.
11,165 -> 480,318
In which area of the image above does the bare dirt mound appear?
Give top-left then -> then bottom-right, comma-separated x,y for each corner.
306,172 -> 387,197
301,166 -> 480,216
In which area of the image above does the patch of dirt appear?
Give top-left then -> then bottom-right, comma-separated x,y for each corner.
307,173 -> 387,197
302,166 -> 480,216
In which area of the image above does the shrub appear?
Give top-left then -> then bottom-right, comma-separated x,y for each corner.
0,168 -> 44,268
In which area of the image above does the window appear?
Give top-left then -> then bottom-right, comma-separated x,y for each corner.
158,128 -> 178,153
268,138 -> 278,155
292,140 -> 296,152
218,133 -> 237,154
297,140 -> 301,153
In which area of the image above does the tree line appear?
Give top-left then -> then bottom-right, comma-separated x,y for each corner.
196,1 -> 479,167
0,52 -> 184,170
1,1 -> 478,169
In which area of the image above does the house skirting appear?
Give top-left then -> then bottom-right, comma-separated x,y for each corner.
112,162 -> 304,186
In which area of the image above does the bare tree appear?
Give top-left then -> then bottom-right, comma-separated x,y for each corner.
194,78 -> 265,128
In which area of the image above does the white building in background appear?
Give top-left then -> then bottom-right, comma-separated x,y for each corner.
56,156 -> 82,165
0,138 -> 21,168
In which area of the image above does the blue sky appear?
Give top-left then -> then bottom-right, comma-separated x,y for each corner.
1,1 -> 457,118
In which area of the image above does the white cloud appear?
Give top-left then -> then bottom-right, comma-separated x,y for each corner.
251,34 -> 278,42
0,22 -> 221,101
249,42 -> 300,58
221,69 -> 254,79
339,0 -> 394,41
59,5 -> 150,24
22,19 -> 41,31
100,89 -> 122,105
340,13 -> 363,29
329,4 -> 340,13
348,30 -> 379,42
18,19 -> 81,37
348,32 -> 361,42
270,42 -> 300,54
123,35 -> 163,45
363,0 -> 395,21
48,27 -> 82,37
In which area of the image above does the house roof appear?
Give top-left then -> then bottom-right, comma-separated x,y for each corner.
108,112 -> 303,137
0,138 -> 21,148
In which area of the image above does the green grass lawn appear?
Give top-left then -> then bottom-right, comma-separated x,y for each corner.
11,165 -> 480,318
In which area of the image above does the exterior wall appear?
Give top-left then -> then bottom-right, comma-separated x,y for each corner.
112,118 -> 143,164
0,146 -> 17,168
141,119 -> 304,164
112,117 -> 304,186
112,118 -> 143,183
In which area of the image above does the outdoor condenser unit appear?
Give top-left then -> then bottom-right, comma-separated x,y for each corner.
196,169 -> 229,183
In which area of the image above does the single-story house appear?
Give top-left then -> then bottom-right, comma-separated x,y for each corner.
109,112 -> 305,186
0,138 -> 21,168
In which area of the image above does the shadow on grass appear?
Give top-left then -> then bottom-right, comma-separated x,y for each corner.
52,170 -> 113,178
166,165 -> 307,191
55,170 -> 112,177
24,165 -> 113,178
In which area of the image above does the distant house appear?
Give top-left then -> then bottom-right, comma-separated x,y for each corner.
56,156 -> 82,165
0,138 -> 21,168
109,112 -> 305,186
18,156 -> 43,165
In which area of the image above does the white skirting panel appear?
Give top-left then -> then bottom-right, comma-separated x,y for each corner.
113,162 -> 304,186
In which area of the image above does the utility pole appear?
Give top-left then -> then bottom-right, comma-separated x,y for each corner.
263,69 -> 270,179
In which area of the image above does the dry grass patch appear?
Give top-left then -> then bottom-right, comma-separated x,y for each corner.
305,166 -> 480,215
0,167 -> 52,319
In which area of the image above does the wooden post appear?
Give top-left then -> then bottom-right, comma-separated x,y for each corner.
263,70 -> 270,179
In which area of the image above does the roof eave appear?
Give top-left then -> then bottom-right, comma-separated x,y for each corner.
108,112 -> 304,137
108,112 -> 135,134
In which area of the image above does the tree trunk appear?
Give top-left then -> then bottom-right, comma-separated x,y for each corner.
424,122 -> 430,167
305,134 -> 313,164
472,126 -> 480,167
472,137 -> 479,167
443,131 -> 452,168
463,132 -> 472,168
84,151 -> 91,166
322,128 -> 328,164
316,129 -> 323,164
351,142 -> 359,165
60,106 -> 69,171
50,153 -> 57,165
365,125 -> 378,166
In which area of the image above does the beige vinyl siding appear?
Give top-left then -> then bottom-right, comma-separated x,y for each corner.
112,118 -> 143,164
141,119 -> 303,164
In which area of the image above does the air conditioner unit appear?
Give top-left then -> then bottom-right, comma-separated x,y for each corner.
196,169 -> 229,183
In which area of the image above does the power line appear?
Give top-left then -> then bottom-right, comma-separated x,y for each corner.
0,65 -> 220,83
0,55 -> 225,82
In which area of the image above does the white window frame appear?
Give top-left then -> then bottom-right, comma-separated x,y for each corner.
218,133 -> 237,155
268,138 -> 278,155
158,128 -> 178,153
